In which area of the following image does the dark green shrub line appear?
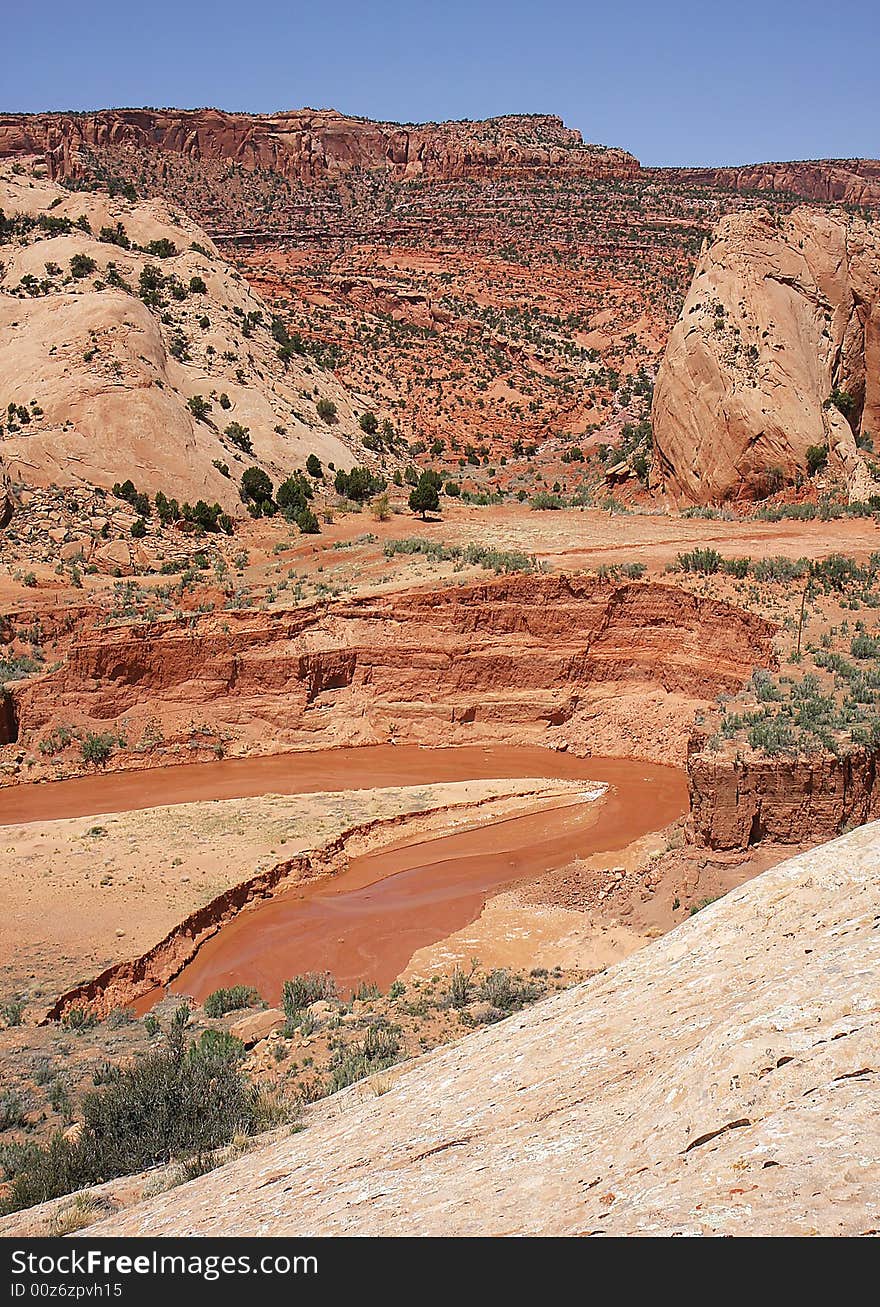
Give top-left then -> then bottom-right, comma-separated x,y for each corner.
0,1007 -> 279,1216
382,537 -> 537,575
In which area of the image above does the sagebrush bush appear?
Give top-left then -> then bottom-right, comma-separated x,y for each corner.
676,547 -> 722,575
0,1007 -> 270,1216
327,1022 -> 401,1092
479,969 -> 540,1012
202,985 -> 263,1019
281,973 -> 336,1019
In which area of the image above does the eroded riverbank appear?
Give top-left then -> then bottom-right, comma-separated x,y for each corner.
0,746 -> 686,1015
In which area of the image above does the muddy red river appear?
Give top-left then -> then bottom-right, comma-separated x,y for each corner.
0,746 -> 686,1005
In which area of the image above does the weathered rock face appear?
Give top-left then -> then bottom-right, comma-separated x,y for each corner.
0,109 -> 640,186
651,207 -> 880,502
0,169 -> 361,508
658,158 -> 880,206
0,455 -> 13,527
25,823 -> 878,1237
8,575 -> 776,767
687,737 -> 880,848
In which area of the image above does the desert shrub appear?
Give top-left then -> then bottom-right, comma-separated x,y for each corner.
749,556 -> 809,583
478,969 -> 540,1012
409,473 -> 440,518
851,633 -> 880,659
224,421 -> 252,454
182,499 -> 230,533
681,505 -> 720,519
306,453 -> 323,478
240,466 -> 273,507
61,1006 -> 98,1032
813,554 -> 874,593
187,395 -> 211,422
677,547 -> 722,575
382,536 -> 535,575
689,896 -> 722,916
327,1022 -> 401,1092
334,466 -> 386,501
371,492 -> 391,522
0,1007 -> 265,1215
827,389 -> 856,418
316,398 -> 337,424
295,508 -> 320,535
752,669 -> 783,702
145,238 -> 177,259
79,733 -> 116,768
529,491 -> 565,510
0,1091 -> 27,1131
275,472 -> 312,518
447,962 -> 477,1009
69,253 -> 96,280
746,717 -> 796,753
154,491 -> 180,525
2,998 -> 24,1028
202,986 -> 263,1019
281,973 -> 336,1019
806,444 -> 829,475
0,655 -> 41,684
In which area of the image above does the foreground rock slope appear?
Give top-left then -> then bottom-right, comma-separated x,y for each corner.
56,822 -> 879,1237
652,207 -> 880,502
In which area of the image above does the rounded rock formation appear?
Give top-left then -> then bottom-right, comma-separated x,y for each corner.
651,207 -> 880,503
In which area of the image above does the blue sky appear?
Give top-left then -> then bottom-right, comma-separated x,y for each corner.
6,0 -> 878,166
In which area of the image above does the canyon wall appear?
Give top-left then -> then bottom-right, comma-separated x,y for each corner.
7,575 -> 776,767
0,109 -> 640,185
659,158 -> 880,206
651,206 -> 880,502
687,739 -> 880,848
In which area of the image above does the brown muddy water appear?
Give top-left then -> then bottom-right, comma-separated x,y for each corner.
0,746 -> 686,1005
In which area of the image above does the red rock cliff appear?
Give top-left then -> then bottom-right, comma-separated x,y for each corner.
657,158 -> 880,207
7,574 -> 775,767
687,737 -> 880,848
0,109 -> 640,185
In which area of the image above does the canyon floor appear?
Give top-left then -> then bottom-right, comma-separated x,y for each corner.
5,497 -> 866,1229
1,128 -> 878,1234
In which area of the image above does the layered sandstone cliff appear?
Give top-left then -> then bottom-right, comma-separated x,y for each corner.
651,207 -> 880,502
0,109 -> 640,186
6,575 -> 776,767
687,737 -> 880,848
27,822 -> 877,1237
660,158 -> 880,206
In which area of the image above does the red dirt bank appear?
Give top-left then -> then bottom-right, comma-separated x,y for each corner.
6,574 -> 777,772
